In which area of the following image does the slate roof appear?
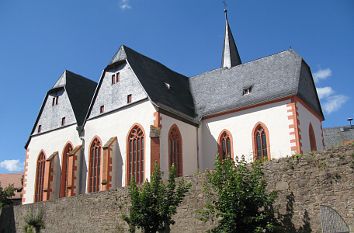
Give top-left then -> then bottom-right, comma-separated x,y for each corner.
106,45 -> 197,121
105,46 -> 324,122
323,126 -> 354,149
63,70 -> 97,126
26,70 -> 96,148
190,49 -> 324,119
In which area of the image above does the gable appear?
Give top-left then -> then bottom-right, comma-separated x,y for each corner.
87,61 -> 148,119
34,88 -> 77,135
297,61 -> 324,120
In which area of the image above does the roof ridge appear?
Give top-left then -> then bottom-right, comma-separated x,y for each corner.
122,45 -> 190,80
191,49 -> 301,79
64,69 -> 97,85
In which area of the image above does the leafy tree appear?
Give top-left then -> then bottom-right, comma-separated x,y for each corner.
0,183 -> 15,209
199,156 -> 279,233
123,163 -> 191,233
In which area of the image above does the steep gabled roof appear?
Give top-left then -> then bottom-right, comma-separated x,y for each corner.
85,45 -> 197,124
64,70 -> 97,126
87,46 -> 323,125
190,49 -> 324,120
123,46 -> 196,119
26,70 -> 96,148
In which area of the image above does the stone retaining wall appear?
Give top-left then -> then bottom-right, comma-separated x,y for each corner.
1,145 -> 353,233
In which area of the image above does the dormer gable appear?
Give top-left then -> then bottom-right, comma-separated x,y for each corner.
86,46 -> 148,120
26,70 -> 96,148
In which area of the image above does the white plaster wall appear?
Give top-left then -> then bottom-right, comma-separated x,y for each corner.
297,101 -> 324,153
159,114 -> 198,178
199,100 -> 293,170
24,125 -> 81,204
84,100 -> 155,189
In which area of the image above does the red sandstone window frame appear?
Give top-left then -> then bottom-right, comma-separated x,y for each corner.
309,123 -> 317,152
34,152 -> 46,202
217,129 -> 234,160
88,137 -> 102,193
60,142 -> 73,198
126,124 -> 145,185
252,122 -> 271,161
168,124 -> 183,176
127,94 -> 132,104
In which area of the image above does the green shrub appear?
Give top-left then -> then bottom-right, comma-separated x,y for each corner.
199,156 -> 279,233
23,209 -> 45,233
123,163 -> 191,233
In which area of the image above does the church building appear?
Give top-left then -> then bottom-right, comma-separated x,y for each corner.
22,11 -> 324,204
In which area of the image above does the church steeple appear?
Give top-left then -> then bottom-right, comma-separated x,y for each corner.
221,9 -> 241,68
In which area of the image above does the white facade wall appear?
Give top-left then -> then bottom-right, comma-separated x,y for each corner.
159,114 -> 198,178
24,125 -> 81,204
199,100 -> 293,170
84,100 -> 156,189
297,101 -> 324,153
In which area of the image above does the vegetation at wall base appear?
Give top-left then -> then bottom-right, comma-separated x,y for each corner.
123,163 -> 191,233
23,209 -> 45,233
0,183 -> 15,209
199,156 -> 279,233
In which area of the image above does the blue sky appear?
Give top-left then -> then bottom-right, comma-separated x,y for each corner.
0,0 -> 353,173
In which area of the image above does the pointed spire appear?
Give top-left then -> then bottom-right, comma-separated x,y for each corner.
221,9 -> 241,68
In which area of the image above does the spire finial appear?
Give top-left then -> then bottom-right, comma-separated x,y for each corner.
221,1 -> 242,68
223,0 -> 228,19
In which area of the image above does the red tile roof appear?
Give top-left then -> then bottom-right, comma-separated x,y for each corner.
0,173 -> 23,199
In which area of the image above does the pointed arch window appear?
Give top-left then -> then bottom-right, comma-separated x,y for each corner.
35,152 -> 46,202
127,125 -> 144,184
309,124 -> 317,152
253,123 -> 270,161
168,125 -> 183,176
60,143 -> 73,197
89,138 -> 101,192
218,130 -> 233,160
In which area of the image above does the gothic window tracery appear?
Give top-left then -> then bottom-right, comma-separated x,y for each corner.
35,152 -> 46,202
168,125 -> 183,176
89,138 -> 101,192
218,130 -> 233,160
127,125 -> 144,184
60,143 -> 73,197
254,125 -> 269,160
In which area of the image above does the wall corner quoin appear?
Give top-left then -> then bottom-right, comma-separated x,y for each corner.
287,100 -> 302,155
22,148 -> 30,204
